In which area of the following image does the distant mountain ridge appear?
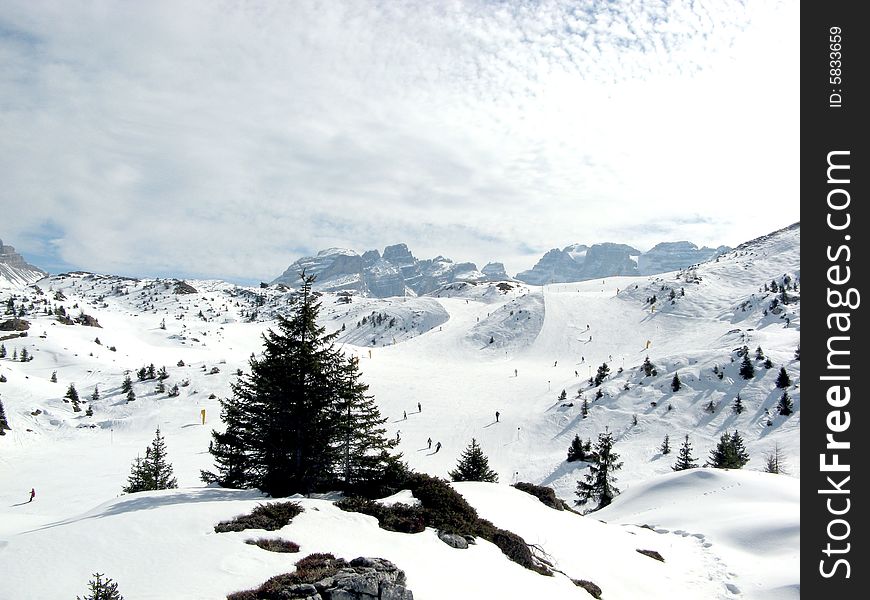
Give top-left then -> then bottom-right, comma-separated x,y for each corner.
0,238 -> 47,288
273,238 -> 730,297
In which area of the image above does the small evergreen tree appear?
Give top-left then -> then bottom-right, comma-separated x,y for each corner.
449,438 -> 498,482
86,404 -> 94,417
671,373 -> 681,392
12,348 -> 17,360
77,572 -> 124,600
660,434 -> 671,455
168,383 -> 180,397
739,354 -> 755,379
123,428 -> 178,493
594,363 -> 610,386
19,348 -> 29,362
66,383 -> 81,412
777,391 -> 793,416
755,346 -> 764,360
91,385 -> 100,402
558,389 -> 567,403
704,399 -> 716,413
642,356 -> 657,377
775,367 -> 791,388
763,358 -> 773,369
0,398 -> 10,434
575,429 -> 622,510
121,373 -> 133,393
581,397 -> 589,418
732,394 -> 745,414
147,364 -> 156,379
794,344 -> 800,361
567,434 -> 587,462
126,389 -> 136,403
50,370 -> 58,383
672,435 -> 698,471
707,430 -> 750,469
155,379 -> 166,394
0,343 -> 5,358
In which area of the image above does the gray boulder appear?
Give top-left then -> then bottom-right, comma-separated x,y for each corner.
438,531 -> 469,549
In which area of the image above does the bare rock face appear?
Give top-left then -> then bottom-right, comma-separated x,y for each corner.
0,239 -> 47,288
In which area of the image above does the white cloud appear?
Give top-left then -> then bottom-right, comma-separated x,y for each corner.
0,0 -> 799,282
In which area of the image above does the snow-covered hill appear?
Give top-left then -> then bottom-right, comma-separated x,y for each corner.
0,239 -> 46,289
0,224 -> 799,599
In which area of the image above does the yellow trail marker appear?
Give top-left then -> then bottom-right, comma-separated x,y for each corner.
201,409 -> 206,425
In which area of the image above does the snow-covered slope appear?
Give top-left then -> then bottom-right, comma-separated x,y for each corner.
0,239 -> 47,288
0,224 -> 800,599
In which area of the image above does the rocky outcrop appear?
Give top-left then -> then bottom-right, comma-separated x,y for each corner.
437,531 -> 469,549
0,239 -> 47,288
273,245 -> 514,298
517,240 -> 730,285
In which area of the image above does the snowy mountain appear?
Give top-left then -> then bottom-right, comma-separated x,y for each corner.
0,238 -> 47,288
0,223 -> 799,599
516,241 -> 729,285
272,243 -> 514,297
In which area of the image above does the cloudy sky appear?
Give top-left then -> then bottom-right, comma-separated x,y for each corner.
1,0 -> 799,284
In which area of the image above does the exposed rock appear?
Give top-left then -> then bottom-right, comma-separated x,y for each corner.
174,280 -> 198,294
638,241 -> 728,275
0,318 -> 30,332
437,531 -> 469,549
0,239 -> 47,288
74,313 -> 102,328
573,579 -> 602,598
636,548 -> 665,562
481,262 -> 511,281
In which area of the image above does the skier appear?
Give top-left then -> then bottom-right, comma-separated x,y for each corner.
589,335 -> 592,342
396,430 -> 401,442
418,402 -> 422,413
29,488 -> 35,503
554,360 -> 558,367
427,437 -> 432,449
514,368 -> 518,377
495,411 -> 500,423
403,410 -> 407,420
581,356 -> 584,363
574,370 -> 578,377
434,441 -> 442,453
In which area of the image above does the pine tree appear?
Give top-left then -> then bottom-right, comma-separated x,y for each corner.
660,434 -> 671,455
794,344 -> 800,361
333,356 -> 400,492
575,429 -> 622,510
20,348 -> 29,362
558,389 -> 567,403
755,346 -> 764,360
642,356 -> 657,377
12,348 -> 17,360
121,373 -> 133,393
168,383 -> 180,397
594,363 -> 610,386
91,385 -> 100,402
567,434 -> 586,462
86,404 -> 94,417
763,443 -> 788,474
0,398 -> 10,434
123,428 -> 178,493
203,272 -> 396,497
66,383 -> 81,412
775,367 -> 791,388
707,430 -> 750,469
704,400 -> 716,413
77,572 -> 124,600
449,438 -> 498,482
581,397 -> 589,418
671,373 -> 681,392
777,391 -> 793,416
126,389 -> 136,403
763,358 -> 773,369
732,394 -> 745,414
0,343 -> 5,358
739,354 -> 755,379
50,370 -> 58,383
147,364 -> 156,379
672,435 -> 698,471
155,379 -> 165,394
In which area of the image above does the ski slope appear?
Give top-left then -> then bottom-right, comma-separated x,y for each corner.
0,224 -> 800,598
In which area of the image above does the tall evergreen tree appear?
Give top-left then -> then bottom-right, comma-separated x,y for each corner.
91,384 -> 100,402
77,572 -> 124,600
19,347 -> 29,362
0,398 -> 10,434
763,443 -> 788,474
121,373 -> 133,393
449,438 -> 498,482
672,435 -> 697,471
333,356 -> 399,491
671,373 -> 682,392
775,367 -> 791,388
739,354 -> 755,380
660,434 -> 671,455
204,272 -> 397,497
575,429 -> 622,510
777,391 -> 794,416
123,428 -> 177,493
